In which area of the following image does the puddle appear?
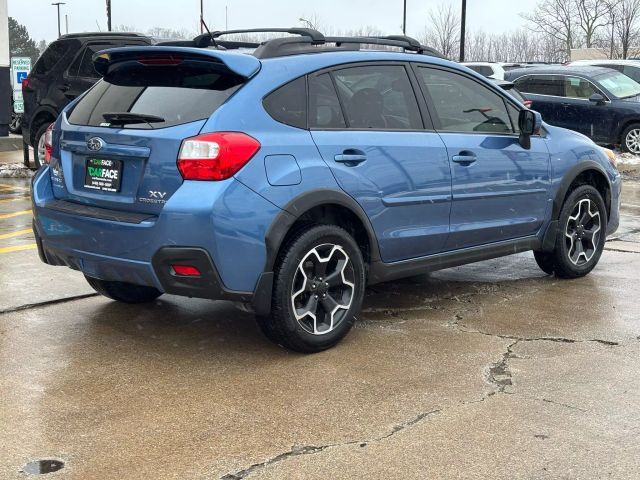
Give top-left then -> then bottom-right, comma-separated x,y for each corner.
21,460 -> 64,475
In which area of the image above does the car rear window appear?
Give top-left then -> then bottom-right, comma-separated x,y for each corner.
67,61 -> 245,129
32,41 -> 72,75
263,77 -> 307,129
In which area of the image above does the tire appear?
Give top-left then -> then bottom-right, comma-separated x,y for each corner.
544,185 -> 607,279
533,251 -> 555,275
9,113 -> 22,134
33,122 -> 51,169
257,224 -> 366,353
621,123 -> 640,154
85,275 -> 163,304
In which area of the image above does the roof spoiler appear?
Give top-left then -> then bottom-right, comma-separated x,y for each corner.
92,46 -> 261,78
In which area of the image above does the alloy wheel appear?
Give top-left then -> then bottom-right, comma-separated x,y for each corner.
626,128 -> 640,154
37,132 -> 47,165
291,243 -> 355,335
565,198 -> 601,266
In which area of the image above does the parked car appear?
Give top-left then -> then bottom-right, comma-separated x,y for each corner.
462,62 -> 530,80
569,59 -> 640,84
492,79 -> 533,108
506,65 -> 640,153
32,29 -> 620,352
22,32 -> 152,167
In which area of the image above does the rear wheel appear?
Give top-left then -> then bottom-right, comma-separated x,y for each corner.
533,185 -> 606,278
85,275 -> 163,304
258,225 -> 366,353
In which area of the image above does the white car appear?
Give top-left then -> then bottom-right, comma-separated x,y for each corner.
569,59 -> 640,83
462,62 -> 530,80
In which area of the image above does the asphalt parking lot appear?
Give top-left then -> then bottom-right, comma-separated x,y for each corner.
2,155 -> 640,478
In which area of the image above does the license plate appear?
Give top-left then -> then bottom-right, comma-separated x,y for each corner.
84,158 -> 122,192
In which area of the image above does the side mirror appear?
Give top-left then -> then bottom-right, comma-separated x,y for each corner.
589,93 -> 606,105
518,109 -> 542,149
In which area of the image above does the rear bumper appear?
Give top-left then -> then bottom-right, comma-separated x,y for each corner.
31,167 -> 280,313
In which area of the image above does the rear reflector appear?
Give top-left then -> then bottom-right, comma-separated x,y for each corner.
171,264 -> 202,277
43,123 -> 55,164
177,132 -> 260,181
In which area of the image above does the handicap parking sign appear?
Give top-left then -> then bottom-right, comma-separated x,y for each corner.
10,57 -> 32,90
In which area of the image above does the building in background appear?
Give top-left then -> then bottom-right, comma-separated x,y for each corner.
0,0 -> 10,137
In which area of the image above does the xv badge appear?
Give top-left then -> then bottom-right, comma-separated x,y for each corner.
149,191 -> 167,199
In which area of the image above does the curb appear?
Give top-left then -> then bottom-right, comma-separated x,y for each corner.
0,135 -> 24,152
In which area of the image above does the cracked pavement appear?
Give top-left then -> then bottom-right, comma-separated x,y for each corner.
1,177 -> 640,479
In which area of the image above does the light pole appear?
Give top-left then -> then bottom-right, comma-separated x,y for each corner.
403,0 -> 407,35
51,2 -> 65,38
459,0 -> 467,62
106,0 -> 111,32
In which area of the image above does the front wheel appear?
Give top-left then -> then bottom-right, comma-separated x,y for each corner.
622,123 -> 640,154
85,275 -> 163,303
536,185 -> 607,279
258,225 -> 366,353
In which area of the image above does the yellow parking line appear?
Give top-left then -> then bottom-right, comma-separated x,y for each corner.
0,228 -> 32,240
0,195 -> 31,203
0,244 -> 37,254
0,210 -> 32,220
0,184 -> 30,192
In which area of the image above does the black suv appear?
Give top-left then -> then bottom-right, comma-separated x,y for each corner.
22,32 -> 152,167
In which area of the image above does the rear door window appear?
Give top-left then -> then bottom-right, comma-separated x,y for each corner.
263,77 -> 307,129
514,75 -> 564,97
308,73 -> 346,129
623,65 -> 640,83
67,60 -> 245,129
331,65 -> 423,130
417,67 -> 514,134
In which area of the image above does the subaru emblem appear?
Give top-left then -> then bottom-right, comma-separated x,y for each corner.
87,137 -> 104,152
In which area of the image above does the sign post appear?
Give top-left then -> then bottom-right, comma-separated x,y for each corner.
10,57 -> 31,114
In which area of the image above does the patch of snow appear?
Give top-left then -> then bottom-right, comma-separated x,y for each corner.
0,163 -> 34,178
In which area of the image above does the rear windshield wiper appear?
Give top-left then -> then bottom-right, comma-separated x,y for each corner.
102,112 -> 165,127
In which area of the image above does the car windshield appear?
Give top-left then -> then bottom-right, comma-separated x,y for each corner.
596,71 -> 640,98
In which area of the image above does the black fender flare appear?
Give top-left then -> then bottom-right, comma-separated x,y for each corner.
263,188 -> 381,273
551,160 -> 611,221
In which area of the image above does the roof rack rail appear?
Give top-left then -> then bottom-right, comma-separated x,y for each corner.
156,27 -> 443,59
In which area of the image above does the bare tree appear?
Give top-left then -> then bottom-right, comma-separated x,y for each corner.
576,0 -> 610,47
614,0 -> 640,58
522,0 -> 577,60
422,3 -> 460,59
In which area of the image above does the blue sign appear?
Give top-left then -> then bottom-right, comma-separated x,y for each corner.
16,71 -> 27,84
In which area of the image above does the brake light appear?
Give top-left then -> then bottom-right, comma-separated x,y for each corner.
43,123 -> 55,164
138,56 -> 183,66
177,132 -> 260,181
21,77 -> 30,91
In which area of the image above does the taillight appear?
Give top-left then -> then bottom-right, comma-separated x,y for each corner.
177,132 -> 260,181
21,77 -> 30,91
43,123 -> 55,164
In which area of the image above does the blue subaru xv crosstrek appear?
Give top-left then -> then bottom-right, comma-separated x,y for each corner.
32,29 -> 621,352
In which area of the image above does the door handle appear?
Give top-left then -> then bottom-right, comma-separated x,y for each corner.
334,152 -> 367,166
451,152 -> 477,165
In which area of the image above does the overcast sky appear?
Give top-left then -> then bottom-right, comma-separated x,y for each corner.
8,0 -> 530,44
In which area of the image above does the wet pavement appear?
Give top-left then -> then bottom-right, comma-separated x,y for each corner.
1,173 -> 640,479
